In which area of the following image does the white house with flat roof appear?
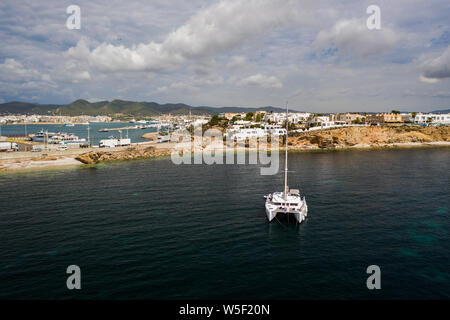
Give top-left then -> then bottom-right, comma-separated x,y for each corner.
264,112 -> 311,124
414,113 -> 450,125
226,127 -> 266,141
289,112 -> 311,123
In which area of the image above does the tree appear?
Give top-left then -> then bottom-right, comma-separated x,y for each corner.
391,110 -> 400,114
282,120 -> 295,131
244,112 -> 254,121
255,113 -> 262,122
288,122 -> 296,131
209,114 -> 219,126
220,118 -> 229,128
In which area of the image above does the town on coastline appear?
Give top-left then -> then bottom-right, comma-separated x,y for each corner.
1,109 -> 449,170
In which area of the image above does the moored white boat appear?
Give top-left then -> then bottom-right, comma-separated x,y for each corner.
265,191 -> 307,223
264,101 -> 308,224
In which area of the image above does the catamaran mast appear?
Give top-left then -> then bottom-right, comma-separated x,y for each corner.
87,125 -> 90,146
284,101 -> 289,199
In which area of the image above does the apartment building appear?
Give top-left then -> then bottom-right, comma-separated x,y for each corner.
366,113 -> 403,123
414,113 -> 450,125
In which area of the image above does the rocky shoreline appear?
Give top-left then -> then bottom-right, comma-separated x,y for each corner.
75,145 -> 172,164
75,125 -> 450,165
289,125 -> 449,149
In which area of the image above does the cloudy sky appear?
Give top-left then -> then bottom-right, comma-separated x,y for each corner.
0,0 -> 449,112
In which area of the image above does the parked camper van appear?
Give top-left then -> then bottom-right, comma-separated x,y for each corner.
0,141 -> 18,152
99,138 -> 131,148
157,134 -> 170,143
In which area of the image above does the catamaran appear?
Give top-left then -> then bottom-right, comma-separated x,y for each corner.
264,102 -> 308,223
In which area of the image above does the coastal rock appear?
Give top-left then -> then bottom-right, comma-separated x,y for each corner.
290,126 -> 449,149
75,146 -> 171,164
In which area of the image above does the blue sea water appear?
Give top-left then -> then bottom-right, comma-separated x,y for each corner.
0,148 -> 448,299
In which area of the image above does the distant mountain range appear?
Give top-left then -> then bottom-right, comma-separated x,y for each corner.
431,109 -> 450,114
1,100 -> 447,116
0,99 -> 289,116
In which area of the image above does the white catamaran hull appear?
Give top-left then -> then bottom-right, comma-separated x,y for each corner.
265,195 -> 308,223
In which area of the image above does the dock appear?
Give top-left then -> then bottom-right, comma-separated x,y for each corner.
97,126 -> 144,132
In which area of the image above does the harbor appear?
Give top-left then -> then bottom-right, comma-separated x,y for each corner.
0,122 -> 159,146
0,141 -> 171,171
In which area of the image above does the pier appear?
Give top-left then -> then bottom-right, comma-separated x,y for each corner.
97,126 -> 143,132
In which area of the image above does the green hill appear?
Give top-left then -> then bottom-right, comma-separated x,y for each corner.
0,99 -> 290,116
56,100 -> 208,116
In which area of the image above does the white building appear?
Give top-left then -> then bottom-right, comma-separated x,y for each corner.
307,116 -> 331,127
414,113 -> 450,125
267,128 -> 287,136
192,118 -> 209,126
261,123 -> 283,130
289,112 -> 311,123
227,128 -> 266,141
22,115 -> 40,123
306,115 -> 350,129
234,120 -> 252,126
401,113 -> 413,123
264,112 -> 310,125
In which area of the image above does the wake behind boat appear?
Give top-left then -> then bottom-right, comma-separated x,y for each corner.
264,102 -> 308,224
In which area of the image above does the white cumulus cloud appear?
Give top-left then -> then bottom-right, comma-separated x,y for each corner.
66,0 -> 300,73
237,73 -> 282,89
421,46 -> 450,81
0,58 -> 39,81
314,18 -> 399,58
72,71 -> 91,83
227,56 -> 247,69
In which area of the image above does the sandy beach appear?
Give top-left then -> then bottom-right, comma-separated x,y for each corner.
0,156 -> 82,171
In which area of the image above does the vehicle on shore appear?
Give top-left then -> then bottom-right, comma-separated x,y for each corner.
99,138 -> 131,148
157,132 -> 170,143
0,141 -> 18,152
